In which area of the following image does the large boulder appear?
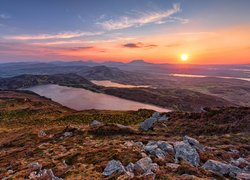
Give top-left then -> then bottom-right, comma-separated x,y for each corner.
183,136 -> 204,151
202,160 -> 242,177
157,141 -> 174,153
103,160 -> 126,177
139,117 -> 158,131
158,114 -> 169,122
125,162 -> 135,173
174,141 -> 200,167
134,157 -> 159,174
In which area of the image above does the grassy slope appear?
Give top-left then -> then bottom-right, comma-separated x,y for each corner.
0,91 -> 249,179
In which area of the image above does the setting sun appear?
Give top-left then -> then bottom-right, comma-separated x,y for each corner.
181,54 -> 189,61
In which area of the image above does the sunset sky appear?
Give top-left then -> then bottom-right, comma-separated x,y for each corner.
0,0 -> 250,64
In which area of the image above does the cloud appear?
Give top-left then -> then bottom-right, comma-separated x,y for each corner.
4,31 -> 104,40
156,16 -> 190,24
0,13 -> 10,19
97,3 -> 181,30
123,42 -> 157,49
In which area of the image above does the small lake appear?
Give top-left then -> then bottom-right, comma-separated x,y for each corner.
24,84 -> 171,112
91,80 -> 150,88
170,73 -> 250,82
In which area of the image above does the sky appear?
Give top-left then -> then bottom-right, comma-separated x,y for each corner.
0,0 -> 250,64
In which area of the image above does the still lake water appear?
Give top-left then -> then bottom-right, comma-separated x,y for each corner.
91,80 -> 149,88
25,84 -> 171,112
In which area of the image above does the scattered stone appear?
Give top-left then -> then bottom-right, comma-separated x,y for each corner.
183,135 -> 204,151
152,112 -> 161,118
7,170 -> 14,175
140,117 -> 158,131
202,160 -> 242,177
143,143 -> 158,153
29,169 -> 63,180
236,172 -> 250,180
103,160 -> 126,177
63,131 -> 73,137
157,141 -> 174,153
142,170 -> 156,179
174,141 -> 200,167
135,141 -> 144,147
125,162 -> 135,173
28,162 -> 42,171
90,120 -> 104,128
158,114 -> 169,122
231,157 -> 250,167
38,130 -> 47,137
150,148 -> 166,159
134,157 -> 159,174
124,141 -> 134,147
166,163 -> 180,170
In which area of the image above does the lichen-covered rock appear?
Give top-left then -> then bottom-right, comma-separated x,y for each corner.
142,170 -> 156,179
202,160 -> 242,177
29,169 -> 63,180
125,162 -> 135,173
157,141 -> 174,153
28,162 -> 42,171
152,112 -> 160,118
174,141 -> 200,167
139,117 -> 158,131
90,120 -> 104,128
134,157 -> 159,174
158,114 -> 169,122
150,148 -> 166,159
103,160 -> 125,177
183,136 -> 204,151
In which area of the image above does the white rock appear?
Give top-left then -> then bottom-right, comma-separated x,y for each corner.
103,160 -> 126,176
174,141 -> 200,167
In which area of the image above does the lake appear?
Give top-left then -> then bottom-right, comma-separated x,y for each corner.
24,84 -> 171,112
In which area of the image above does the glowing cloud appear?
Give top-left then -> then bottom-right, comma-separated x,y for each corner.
97,3 -> 181,30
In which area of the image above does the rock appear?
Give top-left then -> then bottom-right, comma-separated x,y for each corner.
174,141 -> 200,167
135,141 -> 144,147
125,162 -> 135,173
63,131 -> 73,137
140,117 -> 157,131
231,158 -> 250,167
29,169 -> 63,180
38,130 -> 47,137
183,135 -> 204,151
157,141 -> 174,153
124,141 -> 134,147
166,163 -> 180,170
134,157 -> 159,174
150,148 -> 166,159
28,162 -> 42,171
90,120 -> 104,128
150,163 -> 159,173
7,170 -> 14,175
143,144 -> 158,153
202,160 -> 242,177
152,112 -> 161,118
142,170 -> 156,179
236,172 -> 250,180
103,160 -> 126,177
158,114 -> 169,122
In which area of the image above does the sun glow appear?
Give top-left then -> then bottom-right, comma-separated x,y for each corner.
180,53 -> 189,62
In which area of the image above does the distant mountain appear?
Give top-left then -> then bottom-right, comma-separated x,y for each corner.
0,74 -> 96,90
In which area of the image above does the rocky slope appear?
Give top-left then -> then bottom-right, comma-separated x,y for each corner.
0,91 -> 249,179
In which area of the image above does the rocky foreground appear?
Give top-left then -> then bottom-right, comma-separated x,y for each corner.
0,91 -> 249,179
